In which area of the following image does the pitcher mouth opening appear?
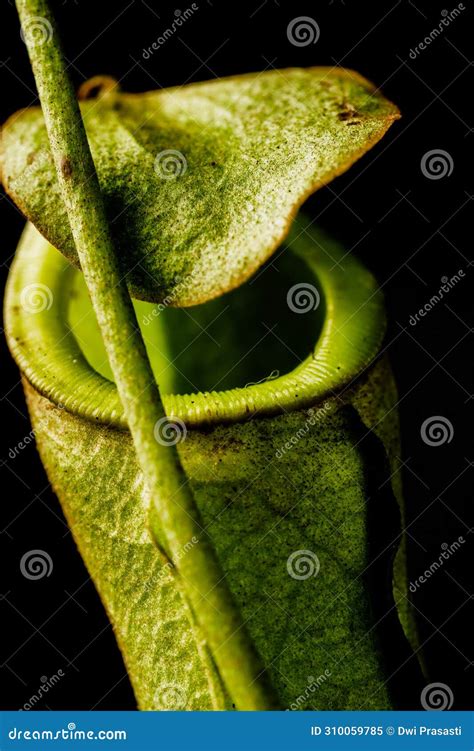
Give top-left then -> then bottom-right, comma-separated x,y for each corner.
5,215 -> 386,429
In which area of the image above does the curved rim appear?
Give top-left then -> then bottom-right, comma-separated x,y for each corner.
5,217 -> 386,429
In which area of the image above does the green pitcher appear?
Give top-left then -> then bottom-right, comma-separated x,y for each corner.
3,65 -> 418,710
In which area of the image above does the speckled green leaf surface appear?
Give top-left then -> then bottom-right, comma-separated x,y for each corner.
24,357 -> 400,710
1,68 -> 399,305
23,381 -> 230,711
5,220 -> 415,710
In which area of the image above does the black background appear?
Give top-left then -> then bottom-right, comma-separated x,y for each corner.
1,0 -> 472,711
